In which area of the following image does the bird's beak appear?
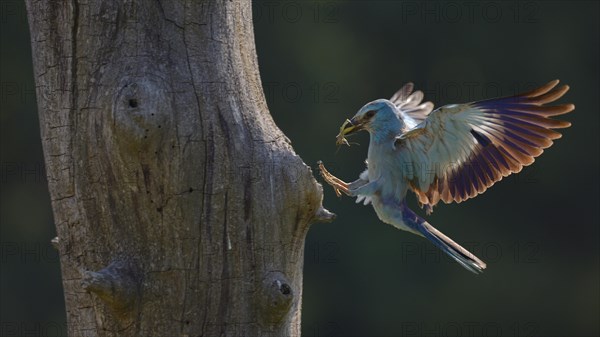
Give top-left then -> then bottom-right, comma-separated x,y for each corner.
336,117 -> 363,145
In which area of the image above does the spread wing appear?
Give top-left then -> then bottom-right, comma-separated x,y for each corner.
395,80 -> 574,212
390,83 -> 435,130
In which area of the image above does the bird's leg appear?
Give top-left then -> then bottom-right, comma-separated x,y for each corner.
349,179 -> 379,196
317,161 -> 350,197
348,177 -> 369,190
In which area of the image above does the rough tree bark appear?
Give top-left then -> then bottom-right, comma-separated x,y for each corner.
26,1 -> 333,336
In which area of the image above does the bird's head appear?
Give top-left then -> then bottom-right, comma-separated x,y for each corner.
336,99 -> 402,145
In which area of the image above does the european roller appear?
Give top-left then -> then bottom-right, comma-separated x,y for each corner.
319,80 -> 574,273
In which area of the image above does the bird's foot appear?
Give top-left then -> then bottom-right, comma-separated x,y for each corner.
317,161 -> 350,197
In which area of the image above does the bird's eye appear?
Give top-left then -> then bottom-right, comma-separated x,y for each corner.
366,110 -> 376,118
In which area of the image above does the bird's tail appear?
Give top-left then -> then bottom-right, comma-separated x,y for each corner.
417,221 -> 487,274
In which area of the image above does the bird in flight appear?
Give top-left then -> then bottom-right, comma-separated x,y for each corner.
319,80 -> 574,273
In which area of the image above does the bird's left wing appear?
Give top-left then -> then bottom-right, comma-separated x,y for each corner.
395,80 -> 574,211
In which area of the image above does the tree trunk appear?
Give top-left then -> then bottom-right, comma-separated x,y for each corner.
25,1 -> 333,336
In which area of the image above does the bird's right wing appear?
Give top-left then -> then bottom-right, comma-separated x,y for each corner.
394,80 -> 574,211
390,83 -> 435,130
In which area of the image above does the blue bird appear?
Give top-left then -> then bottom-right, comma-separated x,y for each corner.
319,80 -> 574,273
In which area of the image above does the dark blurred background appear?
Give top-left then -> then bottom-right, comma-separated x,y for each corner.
1,1 -> 598,336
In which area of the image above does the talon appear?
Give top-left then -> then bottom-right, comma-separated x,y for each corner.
333,187 -> 342,197
318,161 -> 350,196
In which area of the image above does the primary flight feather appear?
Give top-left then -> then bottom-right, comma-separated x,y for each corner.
319,80 -> 574,273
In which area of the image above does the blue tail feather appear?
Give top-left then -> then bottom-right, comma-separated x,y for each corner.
418,221 -> 486,274
401,203 -> 486,274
